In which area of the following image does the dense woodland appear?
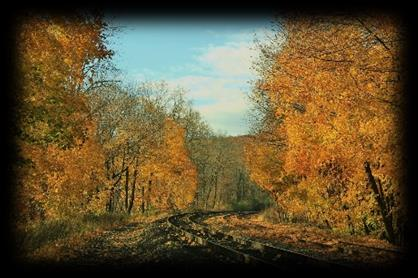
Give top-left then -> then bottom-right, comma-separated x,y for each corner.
12,12 -> 406,251
246,14 -> 405,244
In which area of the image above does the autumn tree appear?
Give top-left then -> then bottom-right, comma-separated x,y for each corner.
190,135 -> 272,211
86,82 -> 200,214
14,13 -> 113,222
247,14 -> 405,244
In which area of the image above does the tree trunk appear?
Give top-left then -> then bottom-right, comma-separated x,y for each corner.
107,188 -> 114,212
107,148 -> 127,213
141,183 -> 145,214
128,168 -> 137,214
195,189 -> 200,208
324,219 -> 332,229
364,161 -> 395,243
147,173 -> 152,211
107,171 -> 124,212
362,217 -> 370,235
204,176 -> 213,210
211,172 -> 219,209
237,170 -> 244,202
347,214 -> 355,235
124,167 -> 129,211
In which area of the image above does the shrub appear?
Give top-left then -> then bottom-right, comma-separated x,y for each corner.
260,206 -> 288,224
230,198 -> 269,212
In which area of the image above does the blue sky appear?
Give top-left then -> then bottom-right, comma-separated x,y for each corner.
105,16 -> 274,135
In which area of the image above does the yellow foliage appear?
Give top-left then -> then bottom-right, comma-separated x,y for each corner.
246,15 -> 405,239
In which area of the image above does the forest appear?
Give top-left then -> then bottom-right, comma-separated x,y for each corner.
11,12 -> 406,268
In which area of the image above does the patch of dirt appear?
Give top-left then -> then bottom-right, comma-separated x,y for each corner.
27,215 -> 242,269
203,213 -> 404,269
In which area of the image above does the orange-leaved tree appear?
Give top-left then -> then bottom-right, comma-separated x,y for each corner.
14,13 -> 112,222
247,14 -> 405,243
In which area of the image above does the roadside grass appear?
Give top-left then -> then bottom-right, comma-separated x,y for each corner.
16,212 -> 131,256
259,206 -> 286,224
16,210 -> 173,260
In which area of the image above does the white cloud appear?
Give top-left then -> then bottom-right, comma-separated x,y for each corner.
168,75 -> 240,99
198,96 -> 249,135
197,27 -> 277,78
167,75 -> 250,135
165,30 -> 269,135
197,41 -> 257,78
169,27 -> 276,135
